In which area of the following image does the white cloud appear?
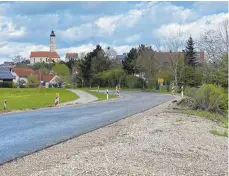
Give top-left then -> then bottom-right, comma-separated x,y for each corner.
154,13 -> 228,41
125,34 -> 141,43
0,17 -> 26,40
57,23 -> 95,42
0,42 -> 48,61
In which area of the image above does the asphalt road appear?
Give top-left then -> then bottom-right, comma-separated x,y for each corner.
0,91 -> 174,165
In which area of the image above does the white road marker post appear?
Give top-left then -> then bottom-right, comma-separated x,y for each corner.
181,85 -> 184,97
106,89 -> 109,100
3,100 -> 6,111
171,83 -> 175,95
118,85 -> 120,97
55,93 -> 59,106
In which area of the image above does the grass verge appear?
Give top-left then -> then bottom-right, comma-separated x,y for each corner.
209,130 -> 228,137
0,88 -> 78,112
182,109 -> 228,128
77,88 -> 117,101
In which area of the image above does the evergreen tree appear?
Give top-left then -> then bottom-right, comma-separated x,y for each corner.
184,36 -> 197,66
122,48 -> 139,75
78,45 -> 111,86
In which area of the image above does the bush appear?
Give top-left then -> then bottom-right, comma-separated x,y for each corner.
184,86 -> 198,97
194,84 -> 228,115
12,83 -> 17,88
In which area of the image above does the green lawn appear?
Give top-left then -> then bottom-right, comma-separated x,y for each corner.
0,88 -> 78,112
77,88 -> 117,101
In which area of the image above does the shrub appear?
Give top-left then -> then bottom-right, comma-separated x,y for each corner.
194,84 -> 228,115
184,86 -> 198,97
12,83 -> 17,88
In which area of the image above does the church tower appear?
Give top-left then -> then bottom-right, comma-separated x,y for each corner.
50,30 -> 56,52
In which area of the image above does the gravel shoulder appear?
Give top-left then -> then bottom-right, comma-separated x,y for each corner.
0,99 -> 227,176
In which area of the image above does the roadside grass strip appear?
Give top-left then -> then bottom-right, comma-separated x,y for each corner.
182,110 -> 228,129
0,88 -> 78,112
77,88 -> 117,101
209,130 -> 228,137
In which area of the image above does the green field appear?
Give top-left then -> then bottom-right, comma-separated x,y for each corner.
0,88 -> 78,112
77,88 -> 117,101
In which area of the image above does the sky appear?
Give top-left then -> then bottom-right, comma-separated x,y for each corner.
0,1 -> 228,61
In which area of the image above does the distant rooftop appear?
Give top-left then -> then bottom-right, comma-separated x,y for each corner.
0,67 -> 15,80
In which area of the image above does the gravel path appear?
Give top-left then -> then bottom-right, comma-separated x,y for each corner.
0,100 -> 227,176
60,89 -> 98,105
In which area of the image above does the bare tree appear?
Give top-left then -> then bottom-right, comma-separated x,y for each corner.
78,52 -> 86,60
104,46 -> 117,60
13,55 -> 26,64
159,30 -> 187,88
198,19 -> 228,63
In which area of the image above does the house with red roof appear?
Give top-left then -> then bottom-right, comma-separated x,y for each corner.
11,67 -> 60,87
65,53 -> 78,62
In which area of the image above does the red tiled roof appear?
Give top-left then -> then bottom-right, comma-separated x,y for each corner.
30,51 -> 60,58
41,74 -> 56,82
12,67 -> 36,77
66,53 -> 78,58
34,71 -> 57,82
13,67 -> 58,82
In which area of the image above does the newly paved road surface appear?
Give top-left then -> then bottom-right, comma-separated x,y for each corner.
0,91 -> 174,164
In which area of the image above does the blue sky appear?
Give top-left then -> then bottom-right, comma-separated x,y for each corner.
0,1 -> 228,61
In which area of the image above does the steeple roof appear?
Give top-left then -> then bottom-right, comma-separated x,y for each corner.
50,30 -> 55,37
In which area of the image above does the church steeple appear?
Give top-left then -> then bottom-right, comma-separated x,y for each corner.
50,30 -> 56,52
50,30 -> 55,37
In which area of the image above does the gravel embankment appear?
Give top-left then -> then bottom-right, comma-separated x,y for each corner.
0,100 -> 227,176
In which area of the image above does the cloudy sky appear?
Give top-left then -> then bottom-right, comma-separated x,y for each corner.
0,1 -> 228,62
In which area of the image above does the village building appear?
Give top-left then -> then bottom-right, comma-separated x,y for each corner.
65,53 -> 78,62
30,30 -> 60,65
0,67 -> 15,83
11,67 -> 60,87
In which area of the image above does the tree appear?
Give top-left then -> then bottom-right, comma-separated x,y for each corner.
184,36 -> 197,66
104,46 -> 117,60
91,46 -> 111,74
122,48 -> 138,75
202,54 -> 228,89
159,30 -> 186,90
78,45 -> 111,86
39,67 -> 49,74
32,62 -> 53,71
53,63 -> 70,84
27,75 -> 39,88
53,63 -> 70,76
13,55 -> 26,64
198,19 -> 228,63
136,45 -> 157,86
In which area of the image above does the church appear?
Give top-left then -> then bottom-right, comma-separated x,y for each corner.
30,30 -> 60,65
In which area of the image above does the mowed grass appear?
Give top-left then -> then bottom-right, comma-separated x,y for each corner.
0,88 -> 78,111
77,88 -> 117,101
